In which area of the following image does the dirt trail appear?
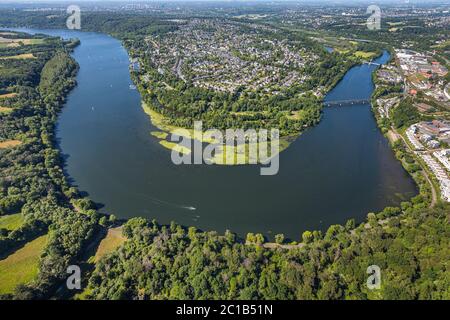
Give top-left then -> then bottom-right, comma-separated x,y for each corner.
246,241 -> 306,250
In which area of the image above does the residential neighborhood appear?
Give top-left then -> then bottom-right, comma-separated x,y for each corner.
141,19 -> 317,94
406,122 -> 450,202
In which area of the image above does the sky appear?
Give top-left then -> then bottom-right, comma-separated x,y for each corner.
1,0 -> 448,7
1,0 -> 445,3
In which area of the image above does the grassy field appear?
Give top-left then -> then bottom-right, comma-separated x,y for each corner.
354,51 -> 377,59
0,213 -> 24,231
0,92 -> 17,99
0,140 -> 22,149
387,22 -> 405,26
94,227 -> 126,263
0,38 -> 44,48
0,234 -> 48,295
286,110 -> 307,120
0,53 -> 35,60
0,106 -> 13,114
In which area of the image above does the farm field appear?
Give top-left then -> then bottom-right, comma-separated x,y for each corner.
0,234 -> 48,295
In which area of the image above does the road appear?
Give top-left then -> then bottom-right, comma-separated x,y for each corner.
174,57 -> 186,82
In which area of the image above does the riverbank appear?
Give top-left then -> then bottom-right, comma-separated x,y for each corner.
2,28 -> 414,241
370,50 -> 434,208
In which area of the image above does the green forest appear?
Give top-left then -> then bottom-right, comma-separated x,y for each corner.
85,203 -> 449,300
0,32 -> 98,299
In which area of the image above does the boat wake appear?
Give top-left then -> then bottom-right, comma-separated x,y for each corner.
136,193 -> 197,215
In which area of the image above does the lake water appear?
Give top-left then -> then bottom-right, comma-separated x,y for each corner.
10,28 -> 417,239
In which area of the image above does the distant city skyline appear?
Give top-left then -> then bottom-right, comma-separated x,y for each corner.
1,0 -> 448,3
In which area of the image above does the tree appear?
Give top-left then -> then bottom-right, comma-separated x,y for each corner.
274,233 -> 285,244
302,230 -> 313,244
99,216 -> 107,226
109,214 -> 117,224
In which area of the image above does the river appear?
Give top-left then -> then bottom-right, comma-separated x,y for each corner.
9,28 -> 417,239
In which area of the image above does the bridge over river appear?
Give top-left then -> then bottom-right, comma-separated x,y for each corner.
323,98 -> 371,107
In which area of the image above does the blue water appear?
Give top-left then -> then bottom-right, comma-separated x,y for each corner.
7,29 -> 416,239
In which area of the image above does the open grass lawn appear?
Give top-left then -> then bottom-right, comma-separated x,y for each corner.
0,234 -> 48,295
0,213 -> 24,231
286,110 -> 307,120
94,227 -> 126,263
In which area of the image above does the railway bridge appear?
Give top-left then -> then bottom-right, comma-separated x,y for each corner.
323,99 -> 371,107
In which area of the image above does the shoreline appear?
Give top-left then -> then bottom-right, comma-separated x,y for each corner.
11,27 -> 420,237
370,50 -> 428,206
141,101 -> 294,165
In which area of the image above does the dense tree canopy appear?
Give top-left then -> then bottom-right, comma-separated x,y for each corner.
85,203 -> 449,300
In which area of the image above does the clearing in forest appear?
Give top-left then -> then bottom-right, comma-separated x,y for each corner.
0,53 -> 35,60
0,140 -> 21,149
93,227 -> 126,263
0,213 -> 24,231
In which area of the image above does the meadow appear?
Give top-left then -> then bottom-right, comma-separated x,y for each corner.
0,213 -> 24,231
0,234 -> 48,295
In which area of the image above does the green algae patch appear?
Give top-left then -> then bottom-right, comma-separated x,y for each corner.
150,131 -> 168,139
159,140 -> 192,155
142,102 -> 223,144
142,101 -> 296,165
205,136 -> 292,165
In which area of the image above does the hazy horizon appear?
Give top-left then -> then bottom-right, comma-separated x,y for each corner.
1,0 -> 447,3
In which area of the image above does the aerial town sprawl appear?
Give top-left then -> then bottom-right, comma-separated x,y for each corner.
143,20 -> 317,94
375,46 -> 450,203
